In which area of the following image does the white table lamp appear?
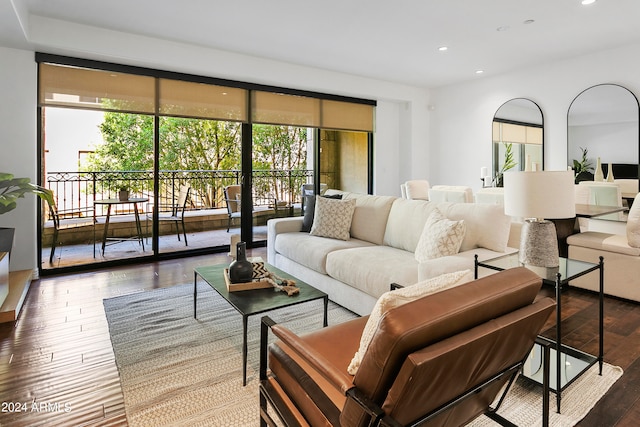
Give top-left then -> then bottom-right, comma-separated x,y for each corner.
504,171 -> 576,267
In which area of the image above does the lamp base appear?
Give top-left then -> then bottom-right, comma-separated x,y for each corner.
519,219 -> 559,268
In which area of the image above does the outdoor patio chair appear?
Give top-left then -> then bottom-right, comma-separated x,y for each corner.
224,185 -> 243,232
150,185 -> 190,245
43,188 -> 96,263
225,184 -> 274,231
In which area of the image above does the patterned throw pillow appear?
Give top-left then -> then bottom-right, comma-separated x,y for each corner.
347,269 -> 474,375
414,208 -> 466,262
301,194 -> 343,232
309,196 -> 356,241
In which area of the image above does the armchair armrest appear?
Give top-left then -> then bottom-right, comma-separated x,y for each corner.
260,316 -> 354,394
345,388 -> 402,427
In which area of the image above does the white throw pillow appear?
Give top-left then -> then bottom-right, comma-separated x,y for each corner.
310,196 -> 356,241
414,208 -> 466,262
627,194 -> 640,248
347,269 -> 474,375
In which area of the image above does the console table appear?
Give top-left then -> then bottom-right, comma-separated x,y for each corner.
474,253 -> 604,413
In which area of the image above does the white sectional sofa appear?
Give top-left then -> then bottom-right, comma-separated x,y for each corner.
567,193 -> 640,302
267,190 -> 515,315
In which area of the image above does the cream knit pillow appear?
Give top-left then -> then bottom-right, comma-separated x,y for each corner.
347,269 -> 474,375
310,196 -> 356,241
627,194 -> 640,248
414,208 -> 466,262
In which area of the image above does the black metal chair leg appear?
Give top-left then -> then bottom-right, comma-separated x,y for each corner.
49,228 -> 58,263
182,220 -> 188,246
174,220 -> 181,241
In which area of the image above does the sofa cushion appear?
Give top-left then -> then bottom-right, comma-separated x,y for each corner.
414,208 -> 466,262
347,269 -> 473,375
325,246 -> 420,298
274,233 -> 374,275
568,231 -> 640,256
439,202 -> 511,252
310,197 -> 356,241
343,193 -> 396,245
604,234 -> 640,256
383,199 -> 439,252
627,193 -> 640,248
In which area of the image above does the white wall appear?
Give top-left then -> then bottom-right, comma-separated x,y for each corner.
569,122 -> 638,165
429,41 -> 640,190
0,46 -> 38,272
0,18 -> 431,272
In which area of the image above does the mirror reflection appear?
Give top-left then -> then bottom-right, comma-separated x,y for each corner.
492,98 -> 544,186
567,84 -> 639,201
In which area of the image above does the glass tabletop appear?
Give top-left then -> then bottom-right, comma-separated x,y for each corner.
195,263 -> 327,317
478,252 -> 598,284
522,337 -> 597,392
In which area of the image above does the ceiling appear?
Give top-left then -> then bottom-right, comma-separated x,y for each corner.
2,0 -> 640,88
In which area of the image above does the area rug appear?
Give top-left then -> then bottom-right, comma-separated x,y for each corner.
104,283 -> 622,427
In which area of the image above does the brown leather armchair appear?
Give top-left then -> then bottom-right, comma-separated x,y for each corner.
259,267 -> 556,427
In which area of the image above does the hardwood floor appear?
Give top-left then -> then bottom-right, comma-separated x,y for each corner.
0,248 -> 639,426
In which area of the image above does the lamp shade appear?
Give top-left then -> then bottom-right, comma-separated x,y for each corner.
503,171 -> 576,219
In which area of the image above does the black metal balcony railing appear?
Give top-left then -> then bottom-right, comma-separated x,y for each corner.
45,169 -> 314,220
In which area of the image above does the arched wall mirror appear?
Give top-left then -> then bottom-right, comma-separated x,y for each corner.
567,84 -> 640,192
492,98 -> 544,186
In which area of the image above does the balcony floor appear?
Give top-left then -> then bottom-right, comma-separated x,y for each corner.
42,225 -> 268,270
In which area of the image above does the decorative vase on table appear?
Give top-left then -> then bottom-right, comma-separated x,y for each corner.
606,163 -> 615,182
594,157 -> 604,182
229,241 -> 253,283
118,189 -> 129,201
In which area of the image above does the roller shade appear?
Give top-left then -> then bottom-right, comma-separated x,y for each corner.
500,123 -> 527,144
159,79 -> 248,122
493,121 -> 542,145
322,99 -> 374,132
252,91 -> 374,131
252,91 -> 321,127
39,63 -> 155,113
39,61 -> 374,131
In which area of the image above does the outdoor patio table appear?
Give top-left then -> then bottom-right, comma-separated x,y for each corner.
94,198 -> 148,255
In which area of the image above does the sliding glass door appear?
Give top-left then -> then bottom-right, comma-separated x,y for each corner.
319,130 -> 371,194
37,54 -> 375,273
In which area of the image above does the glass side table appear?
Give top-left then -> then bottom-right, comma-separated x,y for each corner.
474,252 -> 604,413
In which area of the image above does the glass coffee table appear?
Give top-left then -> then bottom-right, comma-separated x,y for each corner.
475,252 -> 604,413
193,263 -> 328,386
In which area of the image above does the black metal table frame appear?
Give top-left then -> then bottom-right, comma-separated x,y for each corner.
193,265 -> 329,386
94,198 -> 148,255
474,254 -> 604,414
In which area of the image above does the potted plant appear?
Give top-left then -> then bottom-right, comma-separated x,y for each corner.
495,142 -> 517,187
118,186 -> 130,201
0,172 -> 52,256
572,146 -> 594,183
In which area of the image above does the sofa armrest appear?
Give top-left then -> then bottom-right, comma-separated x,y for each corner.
417,248 -> 518,281
260,316 -> 354,395
267,217 -> 304,263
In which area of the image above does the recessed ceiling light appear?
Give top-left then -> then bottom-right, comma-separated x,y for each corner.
475,70 -> 484,74
438,46 -> 448,51
523,19 -> 535,25
496,25 -> 510,32
581,0 -> 596,4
